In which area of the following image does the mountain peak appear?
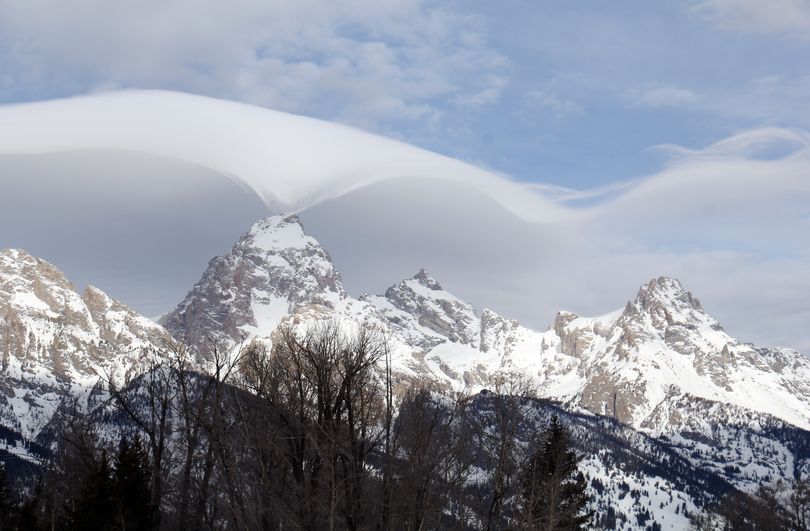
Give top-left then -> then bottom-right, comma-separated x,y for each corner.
163,214 -> 346,357
412,268 -> 442,290
246,214 -> 313,251
634,276 -> 704,314
0,248 -> 77,309
0,248 -> 33,262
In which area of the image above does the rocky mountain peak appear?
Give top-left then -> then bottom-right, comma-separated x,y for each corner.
631,276 -> 705,317
0,250 -> 172,438
163,214 -> 347,357
1,248 -> 75,298
412,268 -> 442,290
617,276 -> 717,339
0,248 -> 91,332
377,270 -> 480,348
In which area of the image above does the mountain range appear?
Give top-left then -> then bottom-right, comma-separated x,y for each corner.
1,214 -> 809,528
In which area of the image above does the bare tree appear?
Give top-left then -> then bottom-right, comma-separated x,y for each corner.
481,373 -> 537,531
388,387 -> 475,531
789,478 -> 810,531
234,320 -> 387,530
107,348 -> 178,522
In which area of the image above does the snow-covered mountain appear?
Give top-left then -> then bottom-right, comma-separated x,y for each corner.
544,277 -> 810,433
162,215 -> 353,358
3,216 -> 809,528
0,249 -> 172,441
164,215 -> 810,436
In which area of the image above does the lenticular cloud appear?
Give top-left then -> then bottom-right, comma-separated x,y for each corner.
0,90 -> 568,223
3,90 -> 810,352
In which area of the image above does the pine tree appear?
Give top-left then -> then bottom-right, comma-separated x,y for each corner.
113,434 -> 155,530
0,463 -> 11,531
69,451 -> 116,531
519,415 -> 591,531
15,480 -> 43,531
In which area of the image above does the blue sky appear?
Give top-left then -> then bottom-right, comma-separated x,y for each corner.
2,0 -> 808,190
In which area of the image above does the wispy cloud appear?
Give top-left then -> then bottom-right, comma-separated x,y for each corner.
691,0 -> 810,35
525,180 -> 636,204
0,0 -> 508,131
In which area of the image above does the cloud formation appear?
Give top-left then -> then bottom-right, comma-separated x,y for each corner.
303,126 -> 810,353
0,90 -> 567,223
0,0 -> 507,132
0,91 -> 808,354
691,0 -> 810,34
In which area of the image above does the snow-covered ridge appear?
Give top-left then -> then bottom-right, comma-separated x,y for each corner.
3,215 -> 808,439
163,215 -> 810,434
0,248 -> 172,438
3,220 -> 808,529
546,277 -> 810,431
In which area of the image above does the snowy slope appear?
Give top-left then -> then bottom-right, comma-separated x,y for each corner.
165,215 -> 810,436
541,277 -> 810,432
3,221 -> 808,528
0,249 -> 173,440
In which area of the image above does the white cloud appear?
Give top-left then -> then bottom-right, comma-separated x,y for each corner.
627,76 -> 810,128
0,90 -> 567,223
2,91 -> 809,352
0,0 -> 508,130
691,0 -> 810,34
305,124 -> 810,352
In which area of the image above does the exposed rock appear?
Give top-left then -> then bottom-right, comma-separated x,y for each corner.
0,248 -> 172,439
163,214 -> 346,358
159,215 -> 810,434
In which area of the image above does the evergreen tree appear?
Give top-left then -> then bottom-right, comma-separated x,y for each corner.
16,484 -> 43,531
519,415 -> 591,531
69,451 -> 116,531
113,434 -> 155,530
0,463 -> 11,531
15,480 -> 43,531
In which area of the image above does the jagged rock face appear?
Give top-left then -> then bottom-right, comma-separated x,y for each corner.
0,249 -> 171,439
161,215 -> 810,436
163,215 -> 347,358
363,269 -> 481,350
4,216 -> 809,529
616,277 -> 719,357
479,309 -> 521,355
550,277 -> 810,431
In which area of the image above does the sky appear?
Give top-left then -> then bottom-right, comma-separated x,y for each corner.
0,0 -> 809,352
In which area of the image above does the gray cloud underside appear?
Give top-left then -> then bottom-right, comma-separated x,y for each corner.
0,93 -> 807,353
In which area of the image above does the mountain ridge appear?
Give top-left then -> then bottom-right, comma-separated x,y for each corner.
2,220 -> 810,528
162,214 -> 810,434
0,248 -> 172,439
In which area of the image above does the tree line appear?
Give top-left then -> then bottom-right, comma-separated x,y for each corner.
0,321 -> 591,530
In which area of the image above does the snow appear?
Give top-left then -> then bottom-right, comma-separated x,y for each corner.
245,290 -> 290,335
11,290 -> 52,313
250,216 -> 313,251
0,249 -> 172,439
